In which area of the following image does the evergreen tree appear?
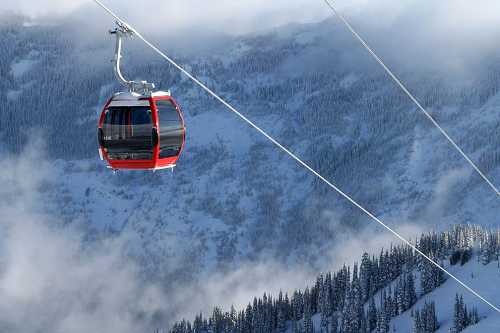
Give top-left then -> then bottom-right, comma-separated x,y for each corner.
420,254 -> 446,295
423,301 -> 438,333
292,319 -> 301,333
193,313 -> 204,333
244,304 -> 253,333
229,306 -> 237,332
470,307 -> 480,325
367,297 -> 377,332
320,287 -> 330,332
360,308 -> 367,333
451,294 -> 480,332
331,313 -> 338,333
375,307 -> 389,333
304,288 -> 314,333
318,275 -> 330,333
420,259 -> 433,295
480,232 -> 494,265
277,307 -> 287,333
412,302 -> 438,333
342,275 -> 363,333
360,252 -> 372,302
412,310 -> 422,333
406,273 -> 417,309
341,283 -> 352,333
458,295 -> 465,331
325,272 -> 335,315
395,277 -> 404,315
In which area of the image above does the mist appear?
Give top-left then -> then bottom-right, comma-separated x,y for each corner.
1,0 -> 329,34
5,0 -> 500,42
0,139 -> 429,331
0,140 -> 169,332
4,0 -> 496,80
0,142 -> 307,331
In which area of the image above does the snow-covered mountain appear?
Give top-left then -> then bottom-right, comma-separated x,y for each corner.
1,12 -> 500,331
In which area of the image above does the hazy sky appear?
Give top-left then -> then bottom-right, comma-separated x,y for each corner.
4,0 -> 500,74
3,0 -> 328,33
4,0 -> 499,36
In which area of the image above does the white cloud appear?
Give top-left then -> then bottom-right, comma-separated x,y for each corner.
319,210 -> 424,271
5,0 -> 498,75
425,167 -> 471,221
2,0 -> 329,33
1,0 -> 87,17
169,260 -> 315,322
0,141 -> 168,333
0,139 -> 430,330
6,0 -> 500,35
0,139 -> 318,330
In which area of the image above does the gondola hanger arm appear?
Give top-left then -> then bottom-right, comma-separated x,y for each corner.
110,21 -> 155,95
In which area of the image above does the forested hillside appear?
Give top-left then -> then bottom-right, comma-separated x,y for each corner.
169,225 -> 499,333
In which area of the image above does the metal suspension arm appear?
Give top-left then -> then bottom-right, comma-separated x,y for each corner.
111,26 -> 131,87
110,22 -> 155,95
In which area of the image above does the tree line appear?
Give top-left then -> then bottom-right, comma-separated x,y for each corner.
169,224 -> 494,333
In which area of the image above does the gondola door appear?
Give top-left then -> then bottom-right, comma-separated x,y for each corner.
153,97 -> 186,169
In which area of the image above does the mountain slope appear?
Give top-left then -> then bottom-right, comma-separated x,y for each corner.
1,15 -> 500,329
168,225 -> 500,333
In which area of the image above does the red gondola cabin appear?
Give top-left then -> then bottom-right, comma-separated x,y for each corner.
98,91 -> 185,170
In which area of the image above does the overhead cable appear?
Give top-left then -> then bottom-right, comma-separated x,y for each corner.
92,0 -> 500,315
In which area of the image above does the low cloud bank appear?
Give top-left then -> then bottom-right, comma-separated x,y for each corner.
0,142 -> 167,333
0,140 -> 426,331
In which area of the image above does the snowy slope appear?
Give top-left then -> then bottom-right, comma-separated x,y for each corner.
389,259 -> 500,332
